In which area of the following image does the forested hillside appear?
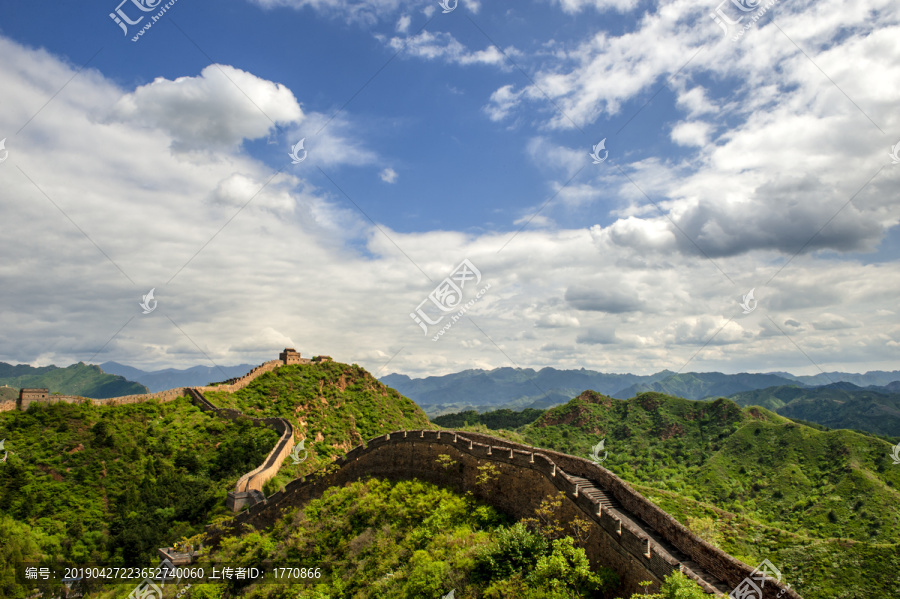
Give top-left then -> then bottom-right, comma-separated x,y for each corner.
0,396 -> 278,597
725,385 -> 900,436
516,391 -> 900,599
0,362 -> 148,399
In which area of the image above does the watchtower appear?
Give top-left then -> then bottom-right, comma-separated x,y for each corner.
17,388 -> 49,410
279,348 -> 303,365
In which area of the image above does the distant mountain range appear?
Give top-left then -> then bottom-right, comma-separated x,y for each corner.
381,367 -> 900,416
0,362 -> 148,399
380,367 -> 675,415
98,361 -> 256,392
726,383 -> 900,437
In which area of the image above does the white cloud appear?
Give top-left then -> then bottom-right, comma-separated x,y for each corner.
535,313 -> 581,328
812,314 -> 861,331
109,64 -> 303,152
551,0 -> 640,13
670,121 -> 712,147
380,167 -> 398,183
396,14 -> 411,32
2,6 -> 900,383
484,84 -> 522,122
249,0 -> 409,26
386,30 -> 511,67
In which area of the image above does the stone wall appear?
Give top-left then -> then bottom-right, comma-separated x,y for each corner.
196,360 -> 283,394
11,387 -> 191,411
187,389 -> 295,512
450,432 -> 800,599
208,430 -> 801,599
3,356 -> 284,413
207,431 -> 677,596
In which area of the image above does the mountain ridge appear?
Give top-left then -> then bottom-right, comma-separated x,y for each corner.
0,361 -> 148,398
380,366 -> 900,416
99,361 -> 257,392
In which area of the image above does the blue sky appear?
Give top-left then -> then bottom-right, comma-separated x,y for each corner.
0,0 -> 898,378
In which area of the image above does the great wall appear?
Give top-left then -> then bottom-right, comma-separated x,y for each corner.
1,349 -> 801,598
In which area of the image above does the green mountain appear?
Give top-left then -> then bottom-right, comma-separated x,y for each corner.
0,393 -> 279,596
204,360 -> 431,487
431,408 -> 545,430
0,358 -> 434,599
381,367 -> 674,415
518,390 -> 900,599
770,370 -> 900,388
191,478 -> 629,599
0,362 -> 148,399
725,384 -> 900,437
611,371 -> 801,400
99,360 -> 257,392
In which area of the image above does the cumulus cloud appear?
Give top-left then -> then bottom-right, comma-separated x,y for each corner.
2,6 -> 899,382
565,283 -> 644,313
670,121 -> 712,147
576,326 -> 618,344
109,64 -> 303,152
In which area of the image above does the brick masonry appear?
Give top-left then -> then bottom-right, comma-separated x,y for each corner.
208,430 -> 802,599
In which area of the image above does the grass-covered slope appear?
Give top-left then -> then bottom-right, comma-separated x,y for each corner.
0,397 -> 278,597
0,361 -> 149,398
726,385 -> 900,437
203,360 -> 433,494
519,390 -> 900,599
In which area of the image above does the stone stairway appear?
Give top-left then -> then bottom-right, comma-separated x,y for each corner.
570,475 -> 731,595
570,475 -> 623,511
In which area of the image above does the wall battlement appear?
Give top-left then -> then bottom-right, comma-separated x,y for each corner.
186,388 -> 295,512
208,430 -> 802,599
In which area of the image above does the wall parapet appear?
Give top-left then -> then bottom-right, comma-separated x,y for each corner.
205,429 -> 801,597
196,360 -> 282,395
447,431 -> 801,599
187,388 -> 294,511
